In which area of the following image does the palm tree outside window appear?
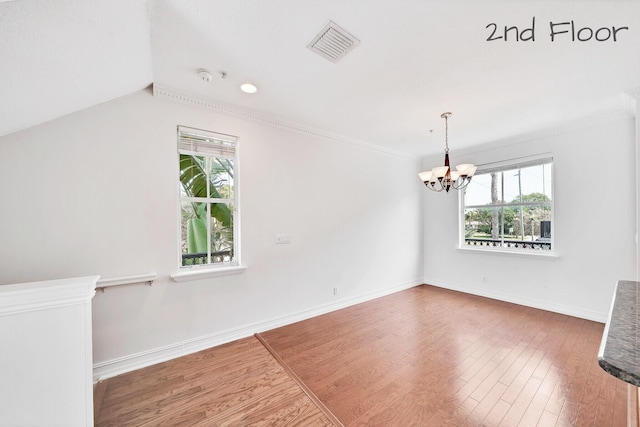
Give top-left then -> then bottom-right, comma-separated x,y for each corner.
178,126 -> 238,268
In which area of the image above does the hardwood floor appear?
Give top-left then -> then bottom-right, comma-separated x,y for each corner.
94,337 -> 338,426
260,285 -> 626,426
95,285 -> 626,426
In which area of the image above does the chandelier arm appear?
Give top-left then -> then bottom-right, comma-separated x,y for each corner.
419,112 -> 475,194
424,182 -> 443,192
452,177 -> 473,190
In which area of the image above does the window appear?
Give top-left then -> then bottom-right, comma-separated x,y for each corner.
178,126 -> 238,269
461,157 -> 553,252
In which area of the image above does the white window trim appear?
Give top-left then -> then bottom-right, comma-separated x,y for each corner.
459,154 -> 555,256
456,245 -> 559,258
173,126 -> 246,282
171,265 -> 247,282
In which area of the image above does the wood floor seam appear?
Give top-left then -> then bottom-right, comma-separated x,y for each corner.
254,332 -> 345,427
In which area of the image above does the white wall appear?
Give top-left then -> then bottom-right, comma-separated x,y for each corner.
0,89 -> 424,378
423,112 -> 637,322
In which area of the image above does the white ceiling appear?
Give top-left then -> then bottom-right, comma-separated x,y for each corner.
1,0 -> 639,157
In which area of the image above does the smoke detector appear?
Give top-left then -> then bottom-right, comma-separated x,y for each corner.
197,69 -> 213,82
307,20 -> 360,63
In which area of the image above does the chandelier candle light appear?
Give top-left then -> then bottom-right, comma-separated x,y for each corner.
419,112 -> 476,192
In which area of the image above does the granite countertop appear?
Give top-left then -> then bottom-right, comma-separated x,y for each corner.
598,280 -> 640,387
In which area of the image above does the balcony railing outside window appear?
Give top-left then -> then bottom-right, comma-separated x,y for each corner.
464,238 -> 551,250
181,251 -> 232,266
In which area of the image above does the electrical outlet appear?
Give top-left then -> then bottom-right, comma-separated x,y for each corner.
275,234 -> 291,244
333,287 -> 339,295
482,277 -> 488,284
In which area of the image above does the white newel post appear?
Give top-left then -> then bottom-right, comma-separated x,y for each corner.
0,276 -> 98,427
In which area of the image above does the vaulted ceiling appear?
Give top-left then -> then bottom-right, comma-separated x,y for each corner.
1,0 -> 639,156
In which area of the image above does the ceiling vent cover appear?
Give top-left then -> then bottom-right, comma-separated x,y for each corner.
307,21 -> 360,63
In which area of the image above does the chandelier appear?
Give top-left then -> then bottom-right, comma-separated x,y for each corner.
419,112 -> 476,192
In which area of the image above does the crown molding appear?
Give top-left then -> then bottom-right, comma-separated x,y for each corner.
152,84 -> 416,160
153,84 -> 635,162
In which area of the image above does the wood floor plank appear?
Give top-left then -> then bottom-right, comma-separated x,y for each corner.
501,349 -> 544,404
536,410 -> 559,426
482,398 -> 511,426
501,377 -> 543,426
467,382 -> 508,423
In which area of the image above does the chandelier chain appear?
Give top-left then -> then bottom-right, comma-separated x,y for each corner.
444,115 -> 449,153
441,111 -> 451,153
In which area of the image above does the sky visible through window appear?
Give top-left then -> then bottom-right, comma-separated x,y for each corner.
464,164 -> 552,206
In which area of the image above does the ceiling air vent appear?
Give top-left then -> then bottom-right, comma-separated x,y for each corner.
307,21 -> 360,63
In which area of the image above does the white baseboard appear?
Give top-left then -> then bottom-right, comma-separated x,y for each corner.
93,278 -> 422,382
424,277 -> 608,323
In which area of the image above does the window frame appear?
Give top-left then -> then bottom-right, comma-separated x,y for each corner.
172,125 -> 244,281
459,156 -> 555,256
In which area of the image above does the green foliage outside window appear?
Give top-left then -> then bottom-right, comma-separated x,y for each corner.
462,161 -> 552,250
178,127 -> 237,266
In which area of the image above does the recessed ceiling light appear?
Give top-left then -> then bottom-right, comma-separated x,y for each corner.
240,83 -> 258,94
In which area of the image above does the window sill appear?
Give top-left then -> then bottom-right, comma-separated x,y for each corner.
457,246 -> 559,259
171,265 -> 248,283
